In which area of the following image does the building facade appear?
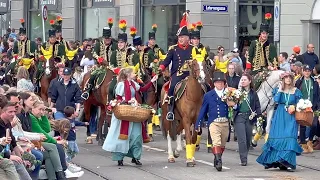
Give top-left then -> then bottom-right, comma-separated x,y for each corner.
7,0 -> 320,55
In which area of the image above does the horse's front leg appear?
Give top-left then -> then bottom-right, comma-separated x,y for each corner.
265,107 -> 274,142
183,121 -> 195,167
167,131 -> 175,163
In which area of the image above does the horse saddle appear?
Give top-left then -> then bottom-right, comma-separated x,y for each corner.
91,69 -> 107,89
163,78 -> 208,102
253,70 -> 271,90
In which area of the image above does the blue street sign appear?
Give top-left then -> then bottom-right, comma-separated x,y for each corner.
203,5 -> 228,12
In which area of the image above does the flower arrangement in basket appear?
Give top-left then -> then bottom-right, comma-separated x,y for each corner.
109,98 -> 156,123
295,99 -> 313,126
221,87 -> 247,119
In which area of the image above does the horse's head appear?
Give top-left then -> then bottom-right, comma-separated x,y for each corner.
187,59 -> 206,83
45,57 -> 62,76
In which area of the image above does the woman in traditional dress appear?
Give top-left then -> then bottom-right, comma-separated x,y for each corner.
102,67 -> 158,166
256,72 -> 303,172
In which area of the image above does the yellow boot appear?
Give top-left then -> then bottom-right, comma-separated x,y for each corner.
185,144 -> 193,160
307,141 -> 314,153
153,115 -> 161,131
195,135 -> 201,151
252,133 -> 262,147
264,133 -> 269,142
207,140 -> 212,153
147,123 -> 154,141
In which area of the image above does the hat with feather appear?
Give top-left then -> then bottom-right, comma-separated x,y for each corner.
48,20 -> 56,37
149,24 -> 157,40
260,13 -> 272,33
55,16 -> 62,33
118,19 -> 128,42
103,18 -> 113,38
19,19 -> 26,35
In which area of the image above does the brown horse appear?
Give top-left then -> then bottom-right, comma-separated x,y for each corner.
160,59 -> 208,167
81,67 -> 114,145
39,58 -> 59,101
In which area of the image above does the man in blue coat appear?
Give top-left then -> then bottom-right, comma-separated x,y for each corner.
195,71 -> 232,171
158,25 -> 198,121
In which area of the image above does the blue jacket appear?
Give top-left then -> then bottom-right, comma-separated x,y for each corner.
51,78 -> 82,112
160,44 -> 193,77
302,52 -> 319,70
66,118 -> 86,141
48,77 -> 62,98
195,89 -> 228,128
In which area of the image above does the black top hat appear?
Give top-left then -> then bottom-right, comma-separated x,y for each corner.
176,26 -> 189,36
212,71 -> 226,83
260,23 -> 269,33
118,33 -> 128,42
149,32 -> 155,40
190,30 -> 200,39
133,36 -> 142,46
48,29 -> 56,37
19,19 -> 26,35
103,27 -> 112,38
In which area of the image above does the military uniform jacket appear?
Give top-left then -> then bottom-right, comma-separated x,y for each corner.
109,47 -> 139,70
195,89 -> 228,128
139,46 -> 156,69
160,44 -> 196,77
40,41 -> 66,61
13,39 -> 37,58
93,39 -> 117,62
152,44 -> 166,61
248,39 -> 277,72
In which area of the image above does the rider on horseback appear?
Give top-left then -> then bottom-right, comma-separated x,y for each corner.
246,14 -> 278,74
158,25 -> 202,121
81,19 -> 117,100
12,19 -> 37,81
35,20 -> 66,91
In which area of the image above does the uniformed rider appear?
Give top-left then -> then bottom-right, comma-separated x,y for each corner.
158,25 -> 199,121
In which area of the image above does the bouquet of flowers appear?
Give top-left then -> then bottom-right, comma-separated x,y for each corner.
221,87 -> 247,119
296,99 -> 313,112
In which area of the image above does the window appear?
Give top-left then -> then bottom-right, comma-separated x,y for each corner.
142,5 -> 185,50
238,1 -> 274,53
28,0 -> 62,40
81,0 -> 119,39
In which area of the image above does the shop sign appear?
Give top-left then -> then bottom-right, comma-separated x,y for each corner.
274,0 -> 280,42
92,0 -> 114,7
0,0 -> 8,14
39,0 -> 58,10
203,5 -> 228,12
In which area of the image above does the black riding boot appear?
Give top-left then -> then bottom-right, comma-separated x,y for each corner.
212,146 -> 223,171
166,96 -> 175,121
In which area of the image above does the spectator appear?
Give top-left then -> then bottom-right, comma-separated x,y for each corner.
292,45 -> 301,56
0,95 -> 32,180
16,66 -> 34,92
50,68 -> 82,120
8,29 -> 17,42
230,48 -> 243,75
80,50 -> 95,74
279,52 -> 291,72
226,63 -> 241,89
302,44 -> 319,70
63,106 -> 88,167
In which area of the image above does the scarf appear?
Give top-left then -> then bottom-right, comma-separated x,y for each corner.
118,80 -> 149,143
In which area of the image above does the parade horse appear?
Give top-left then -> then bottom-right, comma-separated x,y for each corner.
81,67 -> 114,145
38,58 -> 60,101
160,59 -> 208,167
253,70 -> 284,145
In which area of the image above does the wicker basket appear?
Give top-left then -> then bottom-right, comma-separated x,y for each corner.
113,105 -> 152,123
295,111 -> 313,126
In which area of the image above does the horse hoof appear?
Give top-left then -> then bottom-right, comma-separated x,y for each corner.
186,162 -> 195,167
168,158 -> 175,163
149,136 -> 154,142
173,151 -> 180,158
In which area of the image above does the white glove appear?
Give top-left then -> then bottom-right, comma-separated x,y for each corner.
45,67 -> 51,75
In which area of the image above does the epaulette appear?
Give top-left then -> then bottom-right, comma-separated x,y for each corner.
168,44 -> 177,51
198,43 -> 204,49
